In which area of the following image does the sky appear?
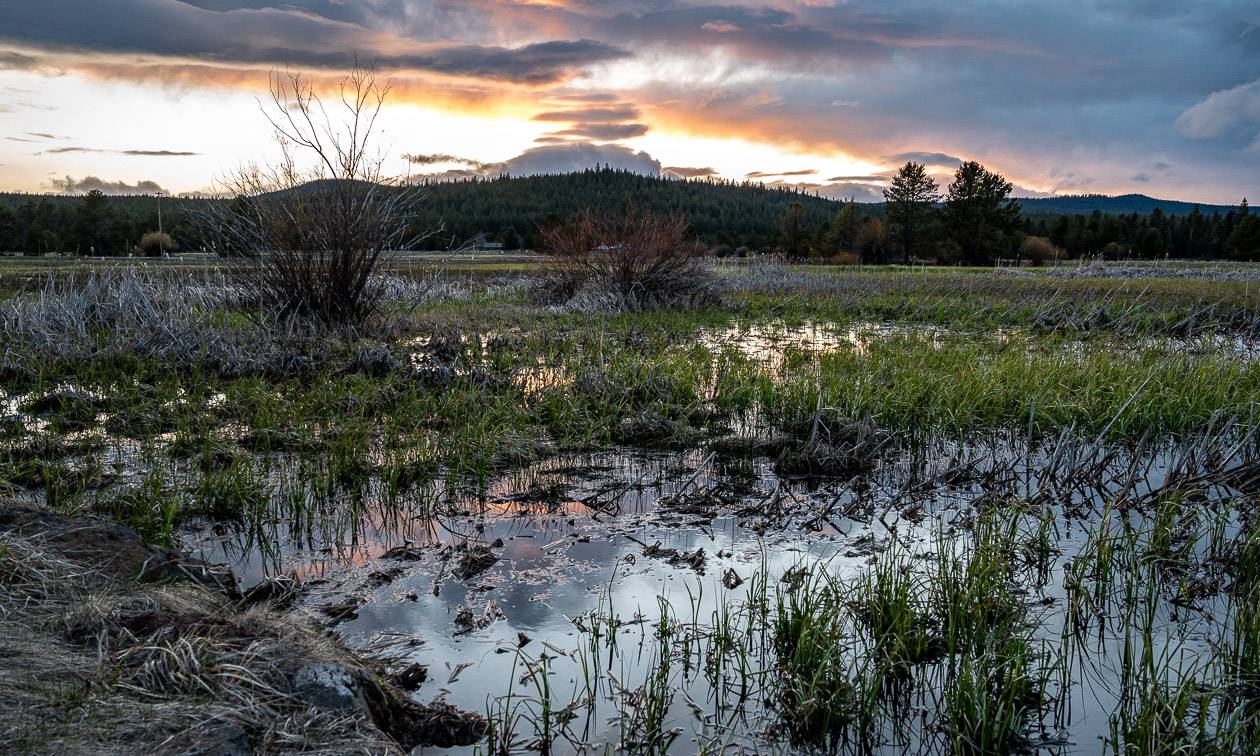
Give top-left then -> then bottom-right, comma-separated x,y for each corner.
0,1 -> 1257,204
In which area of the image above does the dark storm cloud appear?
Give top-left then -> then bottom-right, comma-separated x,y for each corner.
0,1 -> 627,85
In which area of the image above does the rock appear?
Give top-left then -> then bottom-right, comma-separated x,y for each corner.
0,504 -> 239,598
181,719 -> 252,756
292,662 -> 363,711
293,662 -> 487,750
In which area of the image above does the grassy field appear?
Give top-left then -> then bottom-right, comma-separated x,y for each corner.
2,258 -> 1259,754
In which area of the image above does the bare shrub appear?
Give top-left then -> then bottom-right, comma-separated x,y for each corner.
202,63 -> 428,326
537,209 -> 719,312
1021,236 -> 1061,267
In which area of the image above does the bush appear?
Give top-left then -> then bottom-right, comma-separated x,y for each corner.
136,232 -> 176,257
201,65 -> 424,327
536,209 -> 719,313
1020,236 -> 1060,267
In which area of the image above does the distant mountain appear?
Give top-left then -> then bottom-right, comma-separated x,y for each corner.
1013,193 -> 1240,217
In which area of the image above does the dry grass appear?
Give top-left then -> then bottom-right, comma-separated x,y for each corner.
0,269 -> 460,379
0,525 -> 455,754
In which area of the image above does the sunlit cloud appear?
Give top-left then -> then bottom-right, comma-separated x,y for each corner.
0,0 -> 1254,201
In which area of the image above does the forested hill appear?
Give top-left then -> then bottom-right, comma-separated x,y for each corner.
408,169 -> 837,249
0,169 -> 1247,255
1015,193 -> 1238,216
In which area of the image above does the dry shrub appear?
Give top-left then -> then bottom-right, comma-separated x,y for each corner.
1021,236 -> 1061,267
537,209 -> 719,312
136,231 -> 176,257
831,251 -> 860,266
202,64 -> 428,327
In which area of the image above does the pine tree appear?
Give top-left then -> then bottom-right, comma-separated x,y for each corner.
939,161 -> 1022,264
780,201 -> 808,258
823,200 -> 863,253
883,162 -> 940,264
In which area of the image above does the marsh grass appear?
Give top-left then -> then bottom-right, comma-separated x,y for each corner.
4,262 -> 1260,752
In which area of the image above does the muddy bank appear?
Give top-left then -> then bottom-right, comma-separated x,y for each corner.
0,503 -> 485,754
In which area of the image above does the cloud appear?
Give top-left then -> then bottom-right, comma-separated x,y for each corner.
0,3 -> 628,85
501,142 -> 661,177
532,105 -> 641,123
547,122 -> 649,140
1131,172 -> 1151,183
1177,77 -> 1260,150
817,182 -> 887,203
663,166 -> 718,178
49,175 -> 169,195
416,142 -> 663,179
2,0 -> 1256,202
0,50 -> 42,70
404,153 -> 495,171
43,146 -> 199,156
746,169 -> 817,178
827,175 -> 887,183
882,152 -> 964,168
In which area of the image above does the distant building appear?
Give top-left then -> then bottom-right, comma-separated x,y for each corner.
469,232 -> 504,251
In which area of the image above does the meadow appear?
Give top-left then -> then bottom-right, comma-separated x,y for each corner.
2,255 -> 1259,754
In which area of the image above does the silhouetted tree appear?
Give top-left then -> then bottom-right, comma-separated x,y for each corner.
780,201 -> 808,259
939,161 -> 1022,264
73,190 -> 114,255
883,161 -> 940,263
1228,214 -> 1260,261
0,205 -> 14,252
854,218 -> 889,263
823,201 -> 863,255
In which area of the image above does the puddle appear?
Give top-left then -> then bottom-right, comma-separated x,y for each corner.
182,432 -> 1256,754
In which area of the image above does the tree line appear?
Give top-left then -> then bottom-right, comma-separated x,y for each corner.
788,161 -> 1258,265
0,190 -> 194,256
1,166 -> 1256,262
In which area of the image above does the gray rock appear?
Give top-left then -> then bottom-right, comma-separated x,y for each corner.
181,719 -> 252,756
292,662 -> 363,711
